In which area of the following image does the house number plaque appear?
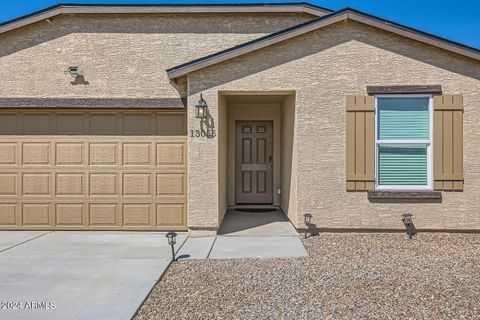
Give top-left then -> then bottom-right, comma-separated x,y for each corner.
190,128 -> 216,138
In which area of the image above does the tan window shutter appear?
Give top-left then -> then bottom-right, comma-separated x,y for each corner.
433,94 -> 464,191
346,96 -> 375,191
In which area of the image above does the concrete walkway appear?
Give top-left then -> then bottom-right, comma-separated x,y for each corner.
177,210 -> 308,260
0,231 -> 186,320
0,211 -> 306,318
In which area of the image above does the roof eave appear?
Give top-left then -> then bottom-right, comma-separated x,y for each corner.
0,3 -> 332,35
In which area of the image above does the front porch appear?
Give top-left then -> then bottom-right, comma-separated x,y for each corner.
178,209 -> 307,260
218,209 -> 297,236
187,91 -> 299,236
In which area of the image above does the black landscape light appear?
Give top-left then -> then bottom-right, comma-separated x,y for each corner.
401,213 -> 415,240
165,232 -> 177,261
303,213 -> 313,239
195,94 -> 208,119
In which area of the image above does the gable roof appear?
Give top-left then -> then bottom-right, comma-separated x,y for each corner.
0,2 -> 333,35
167,7 -> 480,79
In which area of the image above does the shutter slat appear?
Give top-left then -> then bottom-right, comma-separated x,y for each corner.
433,110 -> 443,189
443,110 -> 453,177
346,111 -> 356,190
355,112 -> 366,184
453,110 -> 463,184
365,111 -> 375,191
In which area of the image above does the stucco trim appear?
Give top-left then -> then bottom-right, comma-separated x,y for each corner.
367,85 -> 443,95
0,98 -> 186,109
167,8 -> 480,79
0,3 -> 333,34
368,190 -> 442,199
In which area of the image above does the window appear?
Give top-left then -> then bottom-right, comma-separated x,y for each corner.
375,95 -> 433,190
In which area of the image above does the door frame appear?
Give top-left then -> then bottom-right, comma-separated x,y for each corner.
226,101 -> 282,208
234,120 -> 274,205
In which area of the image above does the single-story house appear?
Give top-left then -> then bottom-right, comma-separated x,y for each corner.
0,3 -> 478,235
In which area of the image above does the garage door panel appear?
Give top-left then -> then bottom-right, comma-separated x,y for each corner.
156,173 -> 185,195
23,113 -> 52,135
56,113 -> 86,135
56,143 -> 84,165
56,173 -> 84,196
55,203 -> 85,227
123,113 -> 155,135
89,143 -> 118,166
89,203 -> 119,227
156,203 -> 185,227
22,143 -> 51,165
0,143 -> 17,165
22,173 -> 51,196
0,110 -> 187,230
157,113 -> 186,136
123,143 -> 152,166
122,173 -> 152,196
89,173 -> 119,197
156,143 -> 185,166
90,113 -> 119,135
0,174 -> 17,196
122,203 -> 154,227
0,112 -> 187,137
0,113 -> 19,134
22,203 -> 52,226
0,204 -> 17,226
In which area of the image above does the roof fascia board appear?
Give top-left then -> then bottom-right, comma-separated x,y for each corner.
0,8 -> 62,34
0,3 -> 331,35
61,4 -> 329,14
167,10 -> 480,79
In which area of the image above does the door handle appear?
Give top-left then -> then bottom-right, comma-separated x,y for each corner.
268,156 -> 273,169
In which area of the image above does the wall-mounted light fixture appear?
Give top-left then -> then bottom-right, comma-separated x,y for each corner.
195,94 -> 208,119
64,66 -> 83,78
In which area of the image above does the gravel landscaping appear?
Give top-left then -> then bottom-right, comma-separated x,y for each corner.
135,233 -> 479,319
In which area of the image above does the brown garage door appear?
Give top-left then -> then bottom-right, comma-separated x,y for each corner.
0,110 -> 187,230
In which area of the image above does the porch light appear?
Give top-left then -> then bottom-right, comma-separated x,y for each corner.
165,232 -> 177,261
195,94 -> 208,119
303,213 -> 313,239
401,213 -> 415,240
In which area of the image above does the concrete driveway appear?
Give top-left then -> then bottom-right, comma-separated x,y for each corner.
0,231 -> 186,320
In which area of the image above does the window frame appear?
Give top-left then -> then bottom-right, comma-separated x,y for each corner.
375,94 -> 433,190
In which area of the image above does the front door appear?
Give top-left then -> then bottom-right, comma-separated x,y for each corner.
235,121 -> 273,204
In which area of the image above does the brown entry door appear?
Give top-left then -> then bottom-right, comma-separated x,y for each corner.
236,121 -> 273,204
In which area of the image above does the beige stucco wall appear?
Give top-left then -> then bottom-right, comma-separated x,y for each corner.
0,11 -> 316,234
281,95 -> 298,223
187,20 -> 480,231
218,94 -> 228,224
187,88 -> 219,233
0,12 -> 313,99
